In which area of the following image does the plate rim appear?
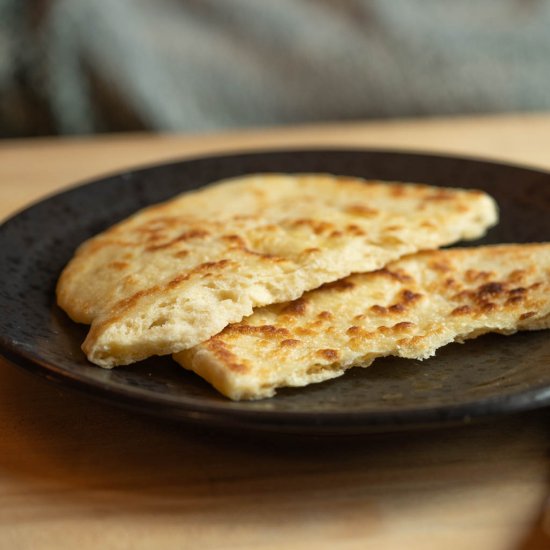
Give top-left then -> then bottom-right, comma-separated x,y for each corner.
3,343 -> 550,433
2,147 -> 550,432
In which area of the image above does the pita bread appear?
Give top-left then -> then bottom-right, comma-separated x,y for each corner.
56,173 -> 497,367
175,244 -> 550,400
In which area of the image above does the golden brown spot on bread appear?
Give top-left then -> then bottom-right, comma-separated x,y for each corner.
430,261 -> 451,272
424,190 -> 455,201
318,311 -> 333,320
174,250 -> 189,258
295,327 -> 315,337
404,335 -> 426,346
113,289 -> 153,313
509,269 -> 528,283
206,338 -> 248,373
376,268 -> 413,283
420,221 -> 436,229
167,260 -> 233,289
510,287 -> 527,295
393,322 -> 415,331
390,185 -> 407,197
241,248 -> 283,261
346,326 -> 361,336
136,216 -> 181,232
347,336 -> 363,351
281,339 -> 301,347
303,247 -> 321,254
289,218 -> 334,235
200,259 -> 232,270
444,278 -> 459,289
402,290 -> 422,303
506,296 -> 525,305
370,291 -> 421,316
221,234 -> 246,246
476,282 -> 505,298
346,224 -> 366,236
225,324 -> 291,338
146,229 -> 211,252
330,230 -> 344,239
451,305 -> 472,316
345,204 -> 378,216
378,235 -> 403,245
317,349 -> 339,361
177,228 -> 211,241
322,279 -> 355,292
453,279 -> 525,308
465,270 -> 493,283
520,311 -> 537,320
108,261 -> 129,270
281,298 -> 308,316
452,290 -> 471,302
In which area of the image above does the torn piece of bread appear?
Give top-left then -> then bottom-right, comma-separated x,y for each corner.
57,173 -> 497,367
175,244 -> 550,400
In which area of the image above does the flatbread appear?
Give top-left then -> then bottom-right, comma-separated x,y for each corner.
175,244 -> 550,400
56,173 -> 497,367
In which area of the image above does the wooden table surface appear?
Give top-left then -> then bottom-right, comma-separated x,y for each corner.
1,114 -> 550,550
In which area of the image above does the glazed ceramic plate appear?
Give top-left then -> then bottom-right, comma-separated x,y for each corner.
1,150 -> 550,435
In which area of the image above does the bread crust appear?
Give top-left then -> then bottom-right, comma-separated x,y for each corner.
56,173 -> 497,367
175,244 -> 550,400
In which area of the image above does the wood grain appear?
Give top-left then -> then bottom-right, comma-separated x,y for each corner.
1,114 -> 550,549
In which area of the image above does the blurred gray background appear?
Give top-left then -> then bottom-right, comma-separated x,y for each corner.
2,0 -> 550,137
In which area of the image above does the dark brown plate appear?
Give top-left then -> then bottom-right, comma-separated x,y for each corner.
1,149 -> 550,435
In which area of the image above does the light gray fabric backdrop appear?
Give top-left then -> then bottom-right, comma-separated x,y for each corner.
1,0 -> 550,136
